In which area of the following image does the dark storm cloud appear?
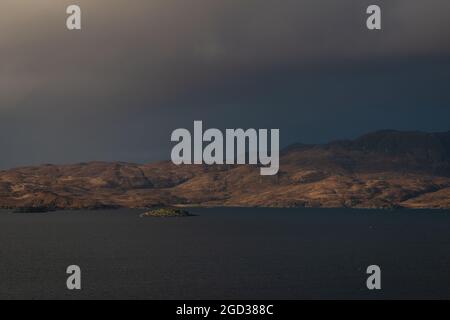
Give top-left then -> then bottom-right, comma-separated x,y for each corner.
1,0 -> 450,168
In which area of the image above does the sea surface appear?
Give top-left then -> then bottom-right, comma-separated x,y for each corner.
0,207 -> 449,300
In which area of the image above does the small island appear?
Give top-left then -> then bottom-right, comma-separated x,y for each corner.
139,207 -> 195,218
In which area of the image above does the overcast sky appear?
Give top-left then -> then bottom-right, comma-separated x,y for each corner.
1,0 -> 449,169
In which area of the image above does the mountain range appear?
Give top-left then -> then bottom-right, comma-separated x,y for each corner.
1,130 -> 449,210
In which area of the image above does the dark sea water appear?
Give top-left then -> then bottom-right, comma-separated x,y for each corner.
0,207 -> 449,300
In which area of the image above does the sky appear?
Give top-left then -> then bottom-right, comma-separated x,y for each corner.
1,0 -> 450,169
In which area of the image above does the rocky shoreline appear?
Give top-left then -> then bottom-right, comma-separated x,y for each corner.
12,206 -> 55,213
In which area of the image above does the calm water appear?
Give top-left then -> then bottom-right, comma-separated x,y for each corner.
0,207 -> 449,300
